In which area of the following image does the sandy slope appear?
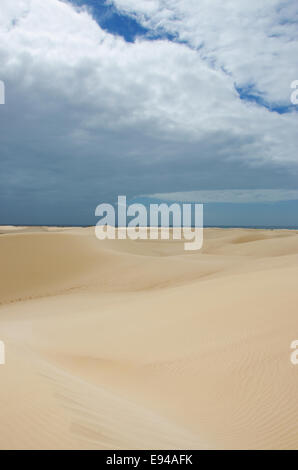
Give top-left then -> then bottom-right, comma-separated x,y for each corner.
0,227 -> 298,449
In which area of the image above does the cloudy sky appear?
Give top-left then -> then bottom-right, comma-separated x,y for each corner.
0,0 -> 298,225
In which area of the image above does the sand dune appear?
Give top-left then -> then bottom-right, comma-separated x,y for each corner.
0,227 -> 298,449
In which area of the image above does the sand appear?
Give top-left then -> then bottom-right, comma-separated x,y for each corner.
0,226 -> 298,449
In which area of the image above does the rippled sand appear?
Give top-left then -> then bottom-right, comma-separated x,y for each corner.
0,226 -> 298,449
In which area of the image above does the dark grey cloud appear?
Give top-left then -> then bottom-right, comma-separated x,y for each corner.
0,0 -> 298,225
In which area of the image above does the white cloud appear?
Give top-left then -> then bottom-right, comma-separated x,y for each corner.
143,189 -> 298,203
0,0 -> 297,160
110,0 -> 298,105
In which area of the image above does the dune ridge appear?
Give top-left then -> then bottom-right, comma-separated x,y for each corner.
0,227 -> 298,449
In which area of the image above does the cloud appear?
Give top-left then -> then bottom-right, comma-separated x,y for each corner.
142,189 -> 298,204
0,0 -> 297,224
110,0 -> 298,105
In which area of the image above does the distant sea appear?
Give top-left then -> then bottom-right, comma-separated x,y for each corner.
6,224 -> 298,230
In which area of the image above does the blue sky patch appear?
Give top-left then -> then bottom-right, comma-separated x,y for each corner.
67,0 -> 180,42
235,83 -> 296,114
68,0 -> 148,42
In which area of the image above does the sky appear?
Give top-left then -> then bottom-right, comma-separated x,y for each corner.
0,0 -> 298,226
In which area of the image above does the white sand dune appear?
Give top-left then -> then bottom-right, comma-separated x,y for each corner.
0,227 -> 298,449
